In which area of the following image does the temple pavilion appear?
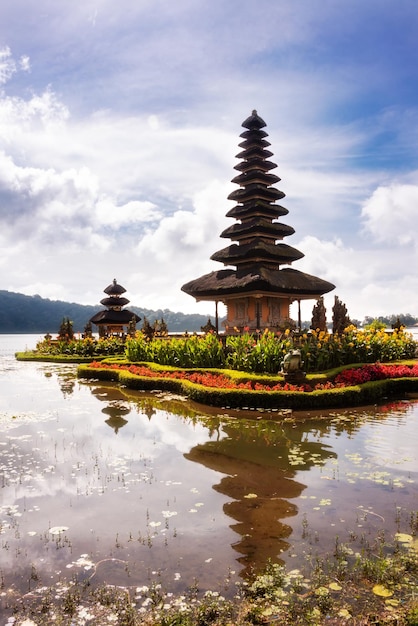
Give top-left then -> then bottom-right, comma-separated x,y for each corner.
181,111 -> 335,333
89,279 -> 141,337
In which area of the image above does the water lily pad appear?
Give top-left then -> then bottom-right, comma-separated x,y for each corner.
372,584 -> 393,597
329,582 -> 342,591
314,586 -> 329,596
394,532 -> 413,543
409,539 -> 418,553
49,526 -> 69,535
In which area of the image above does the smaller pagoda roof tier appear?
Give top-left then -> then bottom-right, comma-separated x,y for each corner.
90,309 -> 140,325
100,296 -> 130,308
231,170 -> 280,186
236,146 -> 273,160
220,219 -> 295,241
104,279 -> 127,296
228,185 -> 285,203
239,128 -> 269,140
211,240 -> 304,266
182,267 -> 335,300
234,158 -> 277,172
226,202 -> 289,220
242,110 -> 267,129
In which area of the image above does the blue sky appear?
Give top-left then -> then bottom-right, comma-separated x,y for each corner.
1,0 -> 418,323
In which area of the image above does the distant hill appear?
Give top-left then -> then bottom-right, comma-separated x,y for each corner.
0,290 -> 216,334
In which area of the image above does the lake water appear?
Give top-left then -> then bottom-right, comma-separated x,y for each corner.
1,334 -> 417,612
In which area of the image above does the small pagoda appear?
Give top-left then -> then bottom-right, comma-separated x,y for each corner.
90,279 -> 141,337
181,111 -> 335,333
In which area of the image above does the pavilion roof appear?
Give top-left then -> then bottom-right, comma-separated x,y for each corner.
182,267 -> 335,300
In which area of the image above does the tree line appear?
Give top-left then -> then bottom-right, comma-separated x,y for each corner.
1,289 -> 417,335
0,290 -> 212,333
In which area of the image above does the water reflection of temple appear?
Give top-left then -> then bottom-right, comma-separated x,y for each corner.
185,419 -> 337,576
88,384 -> 157,432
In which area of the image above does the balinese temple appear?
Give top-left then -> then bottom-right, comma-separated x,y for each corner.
181,111 -> 335,333
89,279 -> 141,337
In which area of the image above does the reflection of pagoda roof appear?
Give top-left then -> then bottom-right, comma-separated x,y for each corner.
185,440 -> 304,573
105,416 -> 129,433
90,309 -> 140,324
182,267 -> 335,300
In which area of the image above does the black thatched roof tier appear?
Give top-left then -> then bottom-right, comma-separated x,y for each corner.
242,110 -> 266,129
239,128 -> 269,140
231,170 -> 280,186
100,296 -> 130,308
233,158 -> 277,172
226,202 -> 289,220
182,267 -> 335,299
235,145 -> 273,160
220,219 -> 295,241
211,240 -> 304,265
227,184 -> 285,203
104,279 -> 127,296
90,309 -> 140,324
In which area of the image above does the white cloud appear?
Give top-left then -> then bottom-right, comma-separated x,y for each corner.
0,46 -> 16,84
361,183 -> 418,246
1,0 -> 418,323
95,198 -> 160,229
292,233 -> 418,322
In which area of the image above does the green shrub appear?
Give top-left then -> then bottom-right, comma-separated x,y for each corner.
31,327 -> 417,375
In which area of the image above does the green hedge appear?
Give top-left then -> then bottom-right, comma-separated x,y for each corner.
15,352 -> 104,363
76,363 -> 418,410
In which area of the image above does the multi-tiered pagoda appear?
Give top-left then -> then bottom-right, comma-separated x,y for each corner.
90,279 -> 141,337
181,111 -> 335,333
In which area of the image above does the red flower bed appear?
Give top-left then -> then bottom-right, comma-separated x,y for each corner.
87,361 -> 309,391
334,363 -> 418,386
87,361 -> 418,393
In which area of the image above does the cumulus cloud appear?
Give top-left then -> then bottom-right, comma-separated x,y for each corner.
95,198 -> 161,229
1,0 -> 418,323
131,180 -> 231,310
361,183 -> 418,246
0,151 -> 97,243
291,232 -> 418,322
0,47 -> 30,85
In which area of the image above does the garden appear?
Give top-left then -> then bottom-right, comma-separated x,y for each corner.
19,325 -> 418,409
